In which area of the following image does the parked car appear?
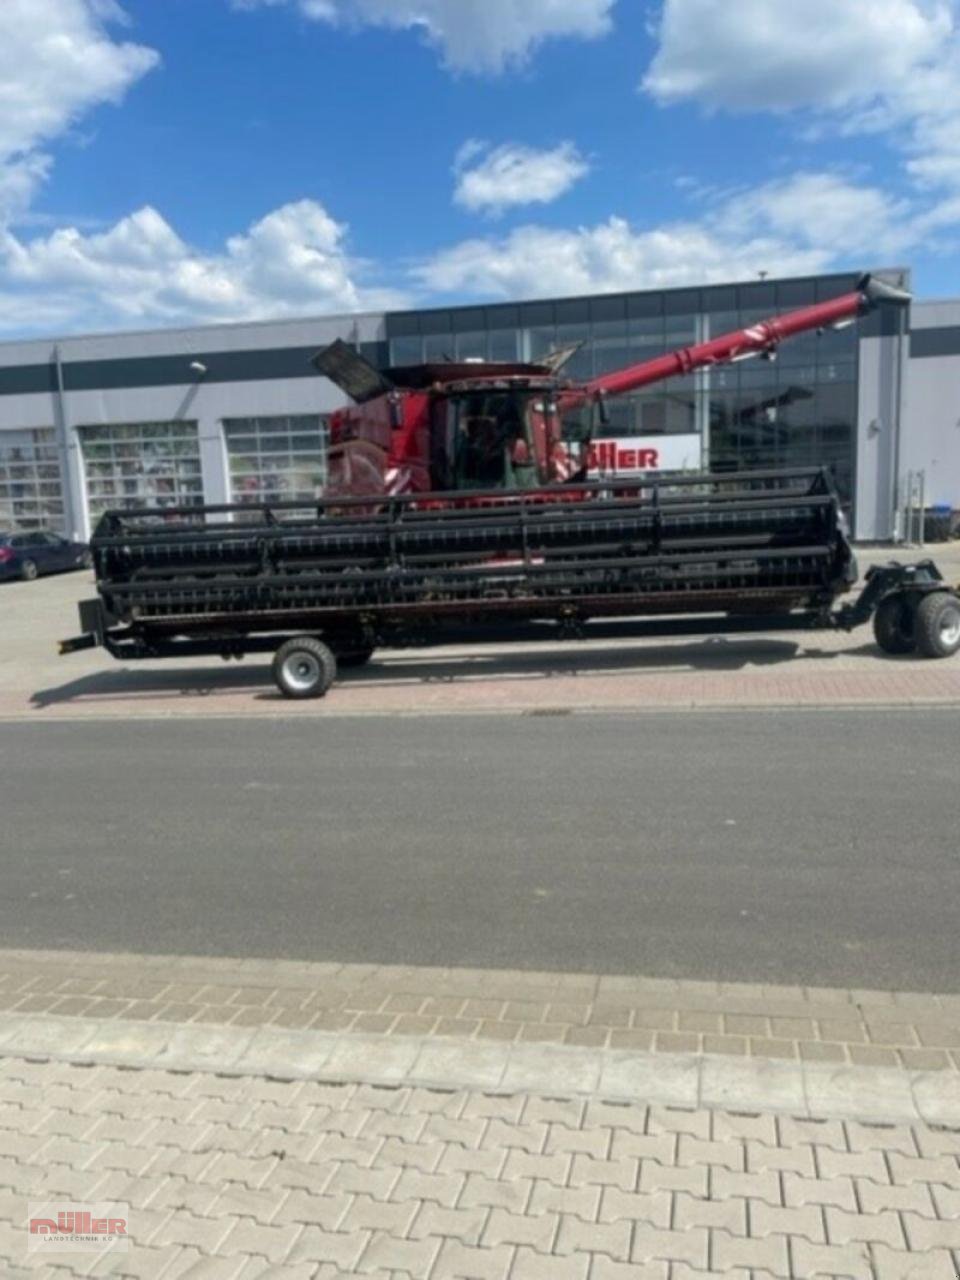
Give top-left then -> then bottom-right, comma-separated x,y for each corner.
0,530 -> 92,582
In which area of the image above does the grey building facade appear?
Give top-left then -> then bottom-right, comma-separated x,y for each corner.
0,266 -> 954,545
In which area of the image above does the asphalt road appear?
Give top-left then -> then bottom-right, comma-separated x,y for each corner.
1,710 -> 957,991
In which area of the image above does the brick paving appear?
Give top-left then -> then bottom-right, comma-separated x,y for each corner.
2,1054 -> 959,1278
1,951 -> 958,1075
2,547 -> 959,719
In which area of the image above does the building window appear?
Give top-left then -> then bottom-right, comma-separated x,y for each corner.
0,428 -> 66,532
79,421 -> 203,522
223,415 -> 328,515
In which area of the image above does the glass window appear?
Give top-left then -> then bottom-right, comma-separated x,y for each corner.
424,333 -> 453,362
455,331 -> 488,360
554,323 -> 593,379
389,336 -> 423,365
488,329 -> 519,362
528,326 -> 558,361
79,421 -> 203,522
592,320 -> 632,375
0,427 -> 66,532
223,415 -> 328,518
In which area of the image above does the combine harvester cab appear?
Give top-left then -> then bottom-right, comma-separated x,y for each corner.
62,276 -> 960,697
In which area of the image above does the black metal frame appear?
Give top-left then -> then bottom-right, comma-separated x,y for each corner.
58,466 -> 956,667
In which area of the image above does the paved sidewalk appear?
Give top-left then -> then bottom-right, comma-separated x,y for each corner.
2,951 -> 960,1275
3,951 -> 959,1074
2,1052 -> 960,1277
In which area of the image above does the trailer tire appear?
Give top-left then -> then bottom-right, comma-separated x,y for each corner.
273,636 -> 337,698
335,646 -> 375,668
914,592 -> 960,659
873,594 -> 917,655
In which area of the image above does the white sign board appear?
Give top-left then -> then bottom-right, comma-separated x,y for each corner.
585,433 -> 702,477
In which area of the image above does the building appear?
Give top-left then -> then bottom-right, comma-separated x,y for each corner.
0,266 -> 955,544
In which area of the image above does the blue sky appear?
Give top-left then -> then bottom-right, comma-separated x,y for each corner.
1,0 -> 959,335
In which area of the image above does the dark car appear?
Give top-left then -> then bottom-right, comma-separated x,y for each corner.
0,530 -> 92,582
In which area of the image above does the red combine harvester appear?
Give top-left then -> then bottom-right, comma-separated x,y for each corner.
315,274 -> 908,501
62,275 -> 960,697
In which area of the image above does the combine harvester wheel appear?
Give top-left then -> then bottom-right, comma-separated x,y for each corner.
914,592 -> 960,659
272,636 -> 337,699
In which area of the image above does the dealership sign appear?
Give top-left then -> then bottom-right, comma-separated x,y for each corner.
585,434 -> 702,476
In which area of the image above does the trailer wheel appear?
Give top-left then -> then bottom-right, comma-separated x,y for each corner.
914,592 -> 960,659
273,636 -> 337,698
873,594 -> 917,655
335,645 -> 375,669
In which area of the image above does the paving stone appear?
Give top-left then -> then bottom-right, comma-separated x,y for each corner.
915,1128 -> 960,1159
506,1252 -> 590,1280
555,1215 -> 631,1260
871,1243 -> 958,1278
676,1134 -> 744,1171
458,1172 -> 532,1212
286,1225 -> 371,1269
462,1243 -> 551,1279
568,1154 -> 638,1191
712,1229 -> 790,1273
278,1190 -> 352,1229
598,1187 -> 671,1228
219,1217 -> 303,1263
712,1111 -> 777,1145
629,1222 -> 708,1267
543,1124 -> 608,1159
901,1213 -> 960,1250
357,1232 -> 441,1277
316,1165 -> 392,1203
790,1236 -> 873,1279
389,1168 -> 464,1208
481,1120 -> 548,1154
749,1199 -> 825,1243
857,1179 -> 936,1216
407,1202 -> 489,1245
782,1171 -> 856,1211
500,1148 -> 570,1185
526,1180 -> 601,1222
482,1206 -> 557,1252
608,1130 -> 674,1163
436,1141 -> 506,1178
673,1191 -> 746,1234
826,1205 -> 906,1248
712,1166 -> 782,1206
340,1193 -> 419,1236
461,1094 -> 525,1123
152,1210 -> 237,1254
930,1182 -> 960,1217
889,1150 -> 960,1186
638,1160 -> 706,1196
778,1115 -> 847,1150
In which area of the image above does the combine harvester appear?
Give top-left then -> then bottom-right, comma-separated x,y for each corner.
62,275 -> 960,697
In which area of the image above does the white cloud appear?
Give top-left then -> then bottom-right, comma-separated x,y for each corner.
418,172 -> 907,300
0,0 -> 158,202
232,0 -> 614,72
0,1 -> 403,333
643,0 -> 951,113
0,201 -> 407,333
642,0 -> 960,223
454,141 -> 589,214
